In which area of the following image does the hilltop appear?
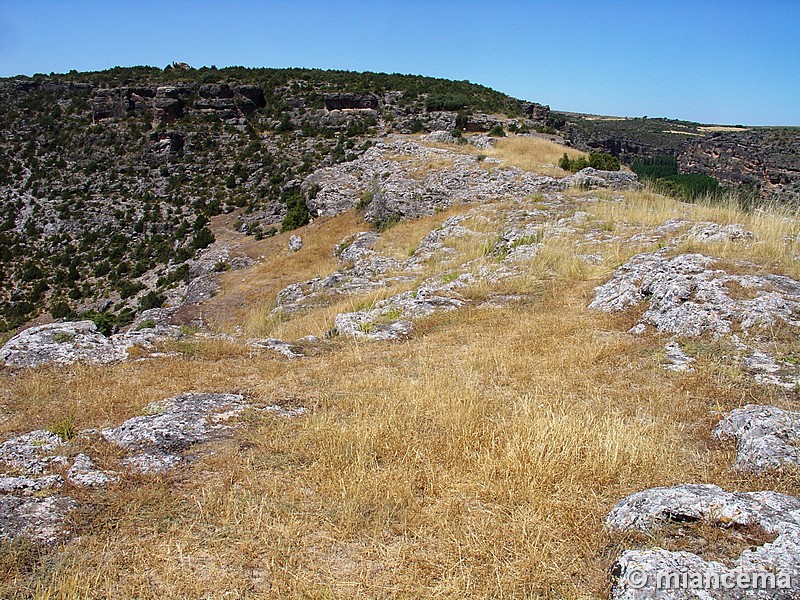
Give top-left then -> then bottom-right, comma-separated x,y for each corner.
1,66 -> 800,598
1,66 -> 798,334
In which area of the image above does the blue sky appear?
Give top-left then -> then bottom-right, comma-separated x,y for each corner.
1,1 -> 798,125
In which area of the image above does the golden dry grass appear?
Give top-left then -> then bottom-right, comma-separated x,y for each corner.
3,280 -> 794,599
467,135 -> 587,178
581,187 -> 800,278
3,181 -> 800,598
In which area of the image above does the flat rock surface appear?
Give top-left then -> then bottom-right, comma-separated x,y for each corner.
590,251 -> 800,337
0,495 -> 77,545
101,392 -> 248,473
714,405 -> 800,473
607,484 -> 800,599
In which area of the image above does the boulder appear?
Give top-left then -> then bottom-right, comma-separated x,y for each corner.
288,235 -> 303,252
564,167 -> 641,191
0,321 -> 127,368
607,484 -> 800,599
101,393 -> 247,473
714,405 -> 800,473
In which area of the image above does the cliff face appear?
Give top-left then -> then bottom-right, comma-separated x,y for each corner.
564,116 -> 800,202
678,129 -> 800,200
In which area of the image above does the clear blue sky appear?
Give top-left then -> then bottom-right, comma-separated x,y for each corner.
1,1 -> 798,125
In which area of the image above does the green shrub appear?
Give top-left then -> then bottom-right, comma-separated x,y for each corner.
488,124 -> 506,138
356,190 -> 375,210
138,291 -> 165,311
588,152 -> 620,171
373,214 -> 401,232
50,301 -> 70,319
191,227 -> 215,250
281,194 -> 311,232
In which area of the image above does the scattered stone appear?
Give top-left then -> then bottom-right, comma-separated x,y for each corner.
663,342 -> 695,372
0,495 -> 77,545
289,235 -> 303,252
101,393 -> 248,473
66,454 -> 117,488
714,405 -> 800,473
607,484 -> 800,599
252,338 -> 304,359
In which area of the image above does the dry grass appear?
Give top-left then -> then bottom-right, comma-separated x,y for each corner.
472,135 -> 587,178
582,188 -> 800,278
3,280 -> 794,599
3,183 -> 800,598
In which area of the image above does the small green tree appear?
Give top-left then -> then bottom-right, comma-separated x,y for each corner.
588,152 -> 621,171
281,194 -> 310,232
191,227 -> 215,250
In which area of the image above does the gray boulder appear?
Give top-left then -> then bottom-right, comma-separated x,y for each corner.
288,235 -> 303,252
101,393 -> 247,473
607,484 -> 800,599
0,321 -> 128,368
714,405 -> 800,473
564,167 -> 641,191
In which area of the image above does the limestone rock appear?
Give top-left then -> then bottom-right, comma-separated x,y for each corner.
101,393 -> 247,473
303,136 -> 560,221
589,251 -> 800,337
663,342 -> 695,372
0,495 -> 77,545
66,454 -> 117,488
0,474 -> 63,494
607,484 -> 800,599
0,430 -> 66,475
714,405 -> 800,473
689,222 -> 755,243
0,321 -> 127,368
423,130 -> 456,144
252,338 -> 304,359
288,235 -> 303,252
564,167 -> 641,191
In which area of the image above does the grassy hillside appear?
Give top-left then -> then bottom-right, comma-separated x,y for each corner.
3,134 -> 800,597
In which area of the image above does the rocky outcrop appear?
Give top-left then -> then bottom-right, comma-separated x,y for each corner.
714,405 -> 800,473
607,484 -> 800,599
101,393 -> 248,473
323,93 -> 379,111
288,235 -> 303,252
144,130 -> 184,164
0,316 -> 185,368
589,251 -> 800,337
564,167 -> 641,191
92,82 -> 266,122
302,136 -> 563,221
0,321 -> 129,367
